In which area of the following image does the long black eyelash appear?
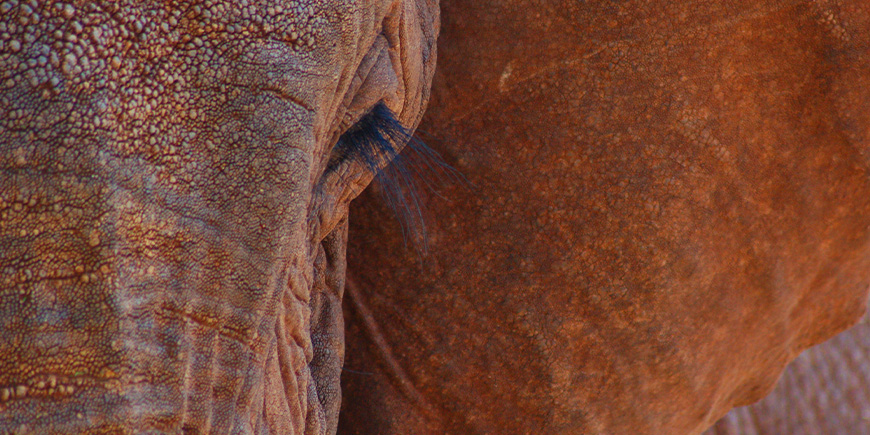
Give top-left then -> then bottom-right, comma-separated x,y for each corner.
329,102 -> 406,174
332,102 -> 464,253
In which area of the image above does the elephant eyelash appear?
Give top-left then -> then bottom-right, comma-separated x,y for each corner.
332,102 -> 463,253
329,102 -> 407,174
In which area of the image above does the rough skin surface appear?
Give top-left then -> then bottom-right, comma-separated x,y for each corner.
0,0 -> 438,433
339,0 -> 870,434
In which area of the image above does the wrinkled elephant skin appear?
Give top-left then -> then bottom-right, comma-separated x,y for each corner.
340,1 -> 870,434
0,0 -> 438,433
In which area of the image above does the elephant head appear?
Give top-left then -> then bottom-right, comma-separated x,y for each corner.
0,0 -> 437,433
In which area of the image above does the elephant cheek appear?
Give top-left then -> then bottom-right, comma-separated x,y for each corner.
0,168 -> 344,435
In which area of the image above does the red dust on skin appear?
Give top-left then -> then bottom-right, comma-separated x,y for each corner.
339,1 -> 870,434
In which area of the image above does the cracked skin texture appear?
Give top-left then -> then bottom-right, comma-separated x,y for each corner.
340,1 -> 870,434
0,0 -> 438,433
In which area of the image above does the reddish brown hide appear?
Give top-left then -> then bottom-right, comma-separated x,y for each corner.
708,310 -> 870,434
339,1 -> 870,434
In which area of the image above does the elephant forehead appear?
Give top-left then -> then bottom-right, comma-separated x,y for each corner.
0,0 -> 378,161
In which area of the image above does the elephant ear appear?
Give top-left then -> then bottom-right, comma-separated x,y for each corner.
708,2 -> 870,432
339,0 -> 870,434
707,311 -> 870,434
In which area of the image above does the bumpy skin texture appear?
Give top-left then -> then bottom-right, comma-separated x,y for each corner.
0,0 -> 437,433
340,1 -> 870,434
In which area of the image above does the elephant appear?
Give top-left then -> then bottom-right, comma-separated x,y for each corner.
338,0 -> 870,434
0,0 -> 438,433
707,310 -> 870,434
3,1 -> 870,435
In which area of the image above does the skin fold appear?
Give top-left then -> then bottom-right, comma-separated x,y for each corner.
340,0 -> 870,434
708,310 -> 870,434
0,0 -> 437,433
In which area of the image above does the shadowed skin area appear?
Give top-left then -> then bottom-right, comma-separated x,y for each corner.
340,1 -> 870,434
0,0 -> 437,433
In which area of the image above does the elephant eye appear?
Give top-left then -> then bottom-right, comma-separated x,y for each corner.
328,101 -> 461,251
327,102 -> 410,174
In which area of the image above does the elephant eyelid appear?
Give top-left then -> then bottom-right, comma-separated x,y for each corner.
330,102 -> 464,253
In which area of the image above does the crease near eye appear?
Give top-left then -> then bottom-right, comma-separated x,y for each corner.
330,102 -> 464,253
